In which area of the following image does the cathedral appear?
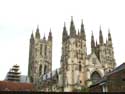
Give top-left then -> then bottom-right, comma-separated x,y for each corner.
28,17 -> 116,92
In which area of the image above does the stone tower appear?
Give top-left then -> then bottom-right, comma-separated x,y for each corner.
60,18 -> 116,91
28,26 -> 52,85
94,28 -> 116,73
28,18 -> 116,92
61,17 -> 87,91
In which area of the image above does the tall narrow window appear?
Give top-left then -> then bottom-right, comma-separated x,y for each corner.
44,45 -> 47,56
79,61 -> 81,71
79,64 -> 81,71
44,65 -> 47,74
39,65 -> 42,76
40,44 -> 42,56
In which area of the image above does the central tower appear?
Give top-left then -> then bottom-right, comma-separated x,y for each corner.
61,17 -> 87,91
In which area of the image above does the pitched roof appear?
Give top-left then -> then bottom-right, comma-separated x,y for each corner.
105,63 -> 125,77
0,81 -> 34,91
90,63 -> 125,87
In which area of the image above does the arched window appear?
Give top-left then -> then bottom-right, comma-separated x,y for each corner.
91,71 -> 101,84
40,44 -> 42,56
79,61 -> 81,71
44,45 -> 47,56
39,65 -> 42,76
44,65 -> 47,74
79,64 -> 81,71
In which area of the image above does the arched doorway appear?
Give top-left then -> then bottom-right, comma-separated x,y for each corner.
91,71 -> 101,84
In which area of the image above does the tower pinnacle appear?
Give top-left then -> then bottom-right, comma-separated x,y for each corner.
80,19 -> 86,40
99,26 -> 104,45
62,22 -> 68,42
35,25 -> 40,39
70,16 -> 76,37
108,29 -> 112,47
91,31 -> 95,53
108,29 -> 112,41
48,28 -> 52,41
31,32 -> 34,39
30,32 -> 34,43
43,33 -> 46,40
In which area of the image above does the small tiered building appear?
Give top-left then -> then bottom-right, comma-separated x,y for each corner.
28,17 -> 116,92
5,64 -> 21,82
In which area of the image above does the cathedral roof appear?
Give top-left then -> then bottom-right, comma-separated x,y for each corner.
105,62 -> 125,76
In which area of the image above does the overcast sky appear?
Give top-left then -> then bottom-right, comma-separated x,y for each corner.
0,0 -> 125,80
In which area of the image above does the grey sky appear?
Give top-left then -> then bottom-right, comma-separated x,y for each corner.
0,0 -> 125,80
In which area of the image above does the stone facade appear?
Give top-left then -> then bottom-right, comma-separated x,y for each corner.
28,26 -> 52,86
28,18 -> 116,92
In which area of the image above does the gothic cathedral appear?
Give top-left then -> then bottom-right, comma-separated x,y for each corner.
28,17 -> 116,92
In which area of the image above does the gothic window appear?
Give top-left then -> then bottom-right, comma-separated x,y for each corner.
44,65 -> 47,74
39,65 -> 42,76
79,64 -> 81,71
44,45 -> 47,56
91,71 -> 101,84
40,44 -> 42,56
79,61 -> 81,71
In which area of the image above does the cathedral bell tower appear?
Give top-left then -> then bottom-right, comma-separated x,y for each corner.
28,26 -> 52,85
61,17 -> 87,91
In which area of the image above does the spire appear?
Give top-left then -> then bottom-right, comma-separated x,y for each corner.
80,19 -> 86,40
108,29 -> 112,41
48,28 -> 52,41
91,31 -> 95,53
108,29 -> 112,47
70,16 -> 76,37
99,26 -> 104,45
43,33 -> 46,40
62,22 -> 68,42
30,32 -> 34,43
35,25 -> 40,39
31,32 -> 34,39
